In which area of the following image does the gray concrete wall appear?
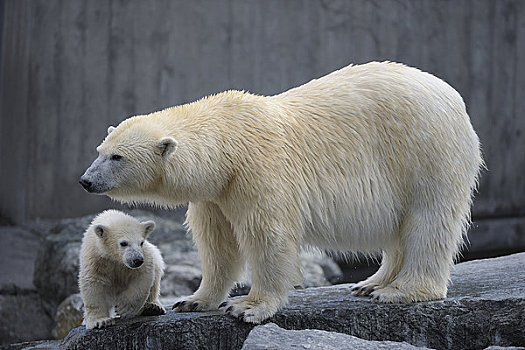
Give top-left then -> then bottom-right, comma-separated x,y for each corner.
1,0 -> 524,225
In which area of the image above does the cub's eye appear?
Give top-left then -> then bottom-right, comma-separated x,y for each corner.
111,154 -> 123,161
140,241 -> 144,246
120,241 -> 128,247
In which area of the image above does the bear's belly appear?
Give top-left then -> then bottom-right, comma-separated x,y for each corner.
300,187 -> 400,254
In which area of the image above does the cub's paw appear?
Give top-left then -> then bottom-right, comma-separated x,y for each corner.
141,302 -> 166,316
86,317 -> 115,330
219,298 -> 279,324
115,303 -> 141,318
172,295 -> 218,312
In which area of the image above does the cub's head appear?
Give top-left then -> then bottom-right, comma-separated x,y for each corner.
89,210 -> 155,269
79,115 -> 178,202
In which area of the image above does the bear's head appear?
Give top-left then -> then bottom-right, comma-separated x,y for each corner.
90,210 -> 155,269
79,115 -> 179,204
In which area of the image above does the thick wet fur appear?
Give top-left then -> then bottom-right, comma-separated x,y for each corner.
81,62 -> 483,323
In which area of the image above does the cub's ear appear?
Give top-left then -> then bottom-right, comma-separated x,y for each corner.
141,220 -> 156,238
94,224 -> 107,238
157,137 -> 178,157
107,126 -> 116,135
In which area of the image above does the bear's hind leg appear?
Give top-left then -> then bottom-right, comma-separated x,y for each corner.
173,202 -> 244,312
351,247 -> 404,297
370,207 -> 463,303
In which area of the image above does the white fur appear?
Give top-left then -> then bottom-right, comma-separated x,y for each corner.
84,61 -> 482,323
78,210 -> 165,329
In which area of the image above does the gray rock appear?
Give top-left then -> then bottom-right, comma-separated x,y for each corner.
58,253 -> 524,350
33,215 -> 93,316
300,250 -> 342,286
52,294 -> 83,340
0,340 -> 61,350
0,290 -> 53,346
242,323 -> 429,350
0,226 -> 54,345
0,226 -> 41,291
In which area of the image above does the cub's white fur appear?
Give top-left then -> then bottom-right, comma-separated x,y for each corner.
78,210 -> 165,329
81,61 -> 482,324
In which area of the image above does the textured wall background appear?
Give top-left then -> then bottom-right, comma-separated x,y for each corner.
1,0 -> 524,255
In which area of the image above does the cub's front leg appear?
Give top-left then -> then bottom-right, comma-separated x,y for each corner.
80,280 -> 115,330
114,276 -> 152,318
141,263 -> 166,316
173,202 -> 244,312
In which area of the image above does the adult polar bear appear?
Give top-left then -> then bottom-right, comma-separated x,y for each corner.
80,61 -> 482,324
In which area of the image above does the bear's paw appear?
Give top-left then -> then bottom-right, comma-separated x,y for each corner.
141,302 -> 166,316
172,296 -> 218,312
219,297 -> 280,324
370,285 -> 444,303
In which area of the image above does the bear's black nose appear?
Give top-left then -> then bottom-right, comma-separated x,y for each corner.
79,177 -> 92,191
132,258 -> 144,268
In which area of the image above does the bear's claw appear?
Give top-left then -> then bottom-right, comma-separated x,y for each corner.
141,303 -> 166,316
351,285 -> 375,297
219,298 -> 278,324
172,300 -> 186,309
172,296 -> 217,312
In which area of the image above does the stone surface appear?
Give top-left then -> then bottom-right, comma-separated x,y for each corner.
0,226 -> 54,345
242,323 -> 429,350
32,215 -> 93,317
0,290 -> 53,346
52,294 -> 84,340
0,340 -> 62,350
0,226 -> 40,291
52,253 -> 525,350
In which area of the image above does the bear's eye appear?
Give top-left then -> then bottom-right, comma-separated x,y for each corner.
140,241 -> 144,246
120,241 -> 128,247
111,154 -> 123,161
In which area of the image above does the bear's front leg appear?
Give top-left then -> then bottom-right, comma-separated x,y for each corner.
220,224 -> 302,324
173,202 -> 244,312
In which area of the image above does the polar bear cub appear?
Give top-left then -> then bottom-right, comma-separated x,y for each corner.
79,210 -> 166,329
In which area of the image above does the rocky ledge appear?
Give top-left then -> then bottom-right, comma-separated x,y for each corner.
4,252 -> 524,350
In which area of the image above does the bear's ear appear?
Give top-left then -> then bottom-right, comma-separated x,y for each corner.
107,126 -> 116,135
94,224 -> 107,238
157,137 -> 178,157
141,220 -> 156,238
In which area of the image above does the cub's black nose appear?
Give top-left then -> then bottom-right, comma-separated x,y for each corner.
132,258 -> 144,268
79,177 -> 92,191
